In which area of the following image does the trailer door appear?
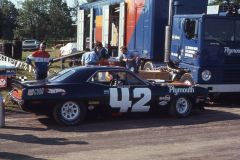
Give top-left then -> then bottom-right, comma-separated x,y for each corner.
77,9 -> 84,51
118,2 -> 126,56
102,5 -> 110,48
89,8 -> 94,50
135,6 -> 144,54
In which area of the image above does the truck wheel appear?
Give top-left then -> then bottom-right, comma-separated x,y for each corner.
168,96 -> 192,117
53,101 -> 86,126
143,62 -> 153,70
180,73 -> 194,85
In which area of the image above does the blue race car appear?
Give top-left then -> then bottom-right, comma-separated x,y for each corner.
10,66 -> 208,126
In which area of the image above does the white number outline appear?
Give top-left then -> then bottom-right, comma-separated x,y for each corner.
109,88 -> 151,112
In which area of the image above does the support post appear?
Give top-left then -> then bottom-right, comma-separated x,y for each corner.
0,96 -> 5,128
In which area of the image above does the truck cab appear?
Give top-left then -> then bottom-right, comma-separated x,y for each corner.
170,13 -> 240,93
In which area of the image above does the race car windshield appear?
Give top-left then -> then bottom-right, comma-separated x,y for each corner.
48,69 -> 75,82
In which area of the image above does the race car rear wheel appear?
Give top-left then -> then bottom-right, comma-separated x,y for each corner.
168,96 -> 192,117
53,101 -> 86,126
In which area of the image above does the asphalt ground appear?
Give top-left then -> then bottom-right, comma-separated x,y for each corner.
1,101 -> 240,160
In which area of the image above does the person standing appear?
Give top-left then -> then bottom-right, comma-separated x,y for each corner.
81,50 -> 98,66
119,46 -> 138,73
94,41 -> 110,65
26,42 -> 53,80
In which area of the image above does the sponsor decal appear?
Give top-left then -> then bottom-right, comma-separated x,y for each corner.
171,52 -> 178,57
27,88 -> 44,96
47,88 -> 66,95
159,95 -> 171,106
185,46 -> 198,51
168,86 -> 194,95
0,77 -> 7,88
224,47 -> 240,56
104,90 -> 109,94
172,35 -> 180,40
184,46 -> 198,58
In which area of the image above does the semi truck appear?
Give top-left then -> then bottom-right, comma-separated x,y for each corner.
77,0 -> 240,93
169,6 -> 240,93
77,0 -> 207,59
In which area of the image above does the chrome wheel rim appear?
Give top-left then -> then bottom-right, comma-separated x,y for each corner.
176,97 -> 189,114
61,101 -> 80,121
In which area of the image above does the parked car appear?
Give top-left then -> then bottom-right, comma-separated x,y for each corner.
60,42 -> 78,56
9,66 -> 208,126
22,39 -> 40,51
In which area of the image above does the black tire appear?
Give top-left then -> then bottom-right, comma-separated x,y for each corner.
180,73 -> 194,85
53,101 -> 87,126
143,62 -> 153,70
168,96 -> 192,117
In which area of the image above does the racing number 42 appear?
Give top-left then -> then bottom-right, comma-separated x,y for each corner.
109,88 -> 151,112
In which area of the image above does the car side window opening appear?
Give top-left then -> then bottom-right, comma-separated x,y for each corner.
89,71 -> 113,85
89,70 -> 146,86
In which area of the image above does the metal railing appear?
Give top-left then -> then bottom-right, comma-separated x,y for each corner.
52,51 -> 85,69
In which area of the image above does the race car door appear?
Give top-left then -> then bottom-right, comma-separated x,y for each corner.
109,71 -> 152,113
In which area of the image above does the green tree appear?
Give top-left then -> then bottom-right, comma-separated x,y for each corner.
16,0 -> 50,40
70,0 -> 79,23
0,0 -> 18,40
48,0 -> 74,42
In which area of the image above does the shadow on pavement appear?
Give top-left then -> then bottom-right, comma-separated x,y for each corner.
0,133 -> 88,145
4,106 -> 240,133
41,108 -> 240,132
0,152 -> 47,160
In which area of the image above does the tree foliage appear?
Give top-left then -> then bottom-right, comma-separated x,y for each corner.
48,0 -> 74,41
0,0 -> 18,40
11,0 -> 74,42
16,0 -> 49,40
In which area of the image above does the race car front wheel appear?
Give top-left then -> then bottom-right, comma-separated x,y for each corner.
168,96 -> 192,117
53,101 -> 87,126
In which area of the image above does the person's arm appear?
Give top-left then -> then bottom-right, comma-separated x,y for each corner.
26,54 -> 36,69
48,58 -> 53,67
127,52 -> 136,62
81,53 -> 85,65
104,48 -> 110,59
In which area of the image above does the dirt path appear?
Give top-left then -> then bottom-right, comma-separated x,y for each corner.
1,105 -> 240,160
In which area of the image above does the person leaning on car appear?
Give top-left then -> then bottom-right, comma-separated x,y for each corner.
119,46 -> 138,73
81,48 -> 99,66
94,41 -> 110,65
26,42 -> 53,80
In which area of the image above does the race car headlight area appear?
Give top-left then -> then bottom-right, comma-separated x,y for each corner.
201,70 -> 212,82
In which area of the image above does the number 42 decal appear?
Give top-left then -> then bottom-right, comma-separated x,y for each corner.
109,88 -> 151,112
